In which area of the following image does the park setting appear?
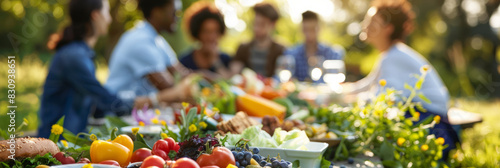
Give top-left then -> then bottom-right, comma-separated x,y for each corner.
0,0 -> 499,167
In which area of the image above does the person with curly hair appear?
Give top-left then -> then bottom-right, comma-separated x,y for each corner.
343,0 -> 459,160
180,2 -> 231,78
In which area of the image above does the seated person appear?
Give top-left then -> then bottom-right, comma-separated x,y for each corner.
180,2 -> 231,78
231,2 -> 285,77
285,11 -> 344,82
342,0 -> 458,160
106,0 -> 192,107
39,0 -> 129,137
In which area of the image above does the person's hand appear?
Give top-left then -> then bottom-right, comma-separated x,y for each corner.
134,96 -> 151,109
157,74 -> 199,103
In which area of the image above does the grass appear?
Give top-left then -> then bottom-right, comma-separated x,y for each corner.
0,56 -> 499,167
450,99 -> 500,167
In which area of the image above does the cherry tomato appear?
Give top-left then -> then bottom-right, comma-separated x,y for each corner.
173,158 -> 200,168
141,155 -> 165,168
99,160 -> 120,167
131,148 -> 152,163
53,152 -> 75,164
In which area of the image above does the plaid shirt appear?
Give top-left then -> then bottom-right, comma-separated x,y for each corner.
285,43 -> 344,82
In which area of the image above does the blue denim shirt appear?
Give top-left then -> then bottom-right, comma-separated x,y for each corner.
38,41 -> 127,138
285,43 -> 344,82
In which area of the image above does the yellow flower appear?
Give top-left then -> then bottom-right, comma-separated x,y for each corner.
201,88 -> 211,97
151,118 -> 159,124
23,118 -> 29,125
182,102 -> 189,108
420,65 -> 430,73
155,109 -> 161,115
160,120 -> 167,126
436,137 -> 445,145
362,108 -> 368,115
131,127 -> 140,135
397,137 -> 405,146
421,144 -> 429,151
199,122 -> 207,129
189,124 -> 197,132
379,79 -> 387,87
161,132 -> 169,139
89,134 -> 97,141
139,121 -> 145,126
212,107 -> 220,113
433,115 -> 441,124
60,140 -> 68,148
82,163 -> 93,168
413,112 -> 420,121
226,164 -> 238,168
51,124 -> 63,135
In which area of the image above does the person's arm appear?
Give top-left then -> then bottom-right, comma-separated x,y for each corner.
61,51 -> 128,114
229,44 -> 246,76
167,62 -> 191,78
146,71 -> 175,90
134,74 -> 199,108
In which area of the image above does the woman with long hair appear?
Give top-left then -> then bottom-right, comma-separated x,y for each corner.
38,0 -> 129,137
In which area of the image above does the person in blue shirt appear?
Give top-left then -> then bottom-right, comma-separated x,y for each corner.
179,2 -> 232,79
107,0 -> 194,108
342,0 -> 458,160
285,11 -> 344,82
38,0 -> 129,138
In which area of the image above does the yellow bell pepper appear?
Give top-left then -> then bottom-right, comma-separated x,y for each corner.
90,134 -> 133,167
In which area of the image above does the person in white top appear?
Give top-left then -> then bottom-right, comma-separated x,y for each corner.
342,0 -> 458,160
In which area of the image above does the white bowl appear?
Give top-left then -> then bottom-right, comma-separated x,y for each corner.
258,142 -> 328,168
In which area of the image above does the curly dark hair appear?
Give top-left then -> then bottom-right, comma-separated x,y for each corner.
184,2 -> 225,40
253,2 -> 279,22
372,0 -> 415,41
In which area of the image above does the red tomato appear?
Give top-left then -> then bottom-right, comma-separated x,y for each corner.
77,158 -> 91,163
141,155 -> 165,168
152,139 -> 179,160
173,158 -> 200,168
196,147 -> 235,168
131,148 -> 152,163
201,166 -> 219,168
145,167 -> 160,168
99,160 -> 120,167
164,138 -> 180,153
53,152 -> 75,164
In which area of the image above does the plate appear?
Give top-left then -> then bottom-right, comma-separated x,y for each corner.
51,164 -> 120,168
227,142 -> 328,168
120,125 -> 164,135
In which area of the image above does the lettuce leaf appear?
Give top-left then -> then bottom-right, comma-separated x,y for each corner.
0,153 -> 61,168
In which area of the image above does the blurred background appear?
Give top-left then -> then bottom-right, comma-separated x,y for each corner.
0,0 -> 499,166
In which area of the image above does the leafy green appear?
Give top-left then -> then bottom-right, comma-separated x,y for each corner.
0,153 -> 61,168
224,125 -> 310,150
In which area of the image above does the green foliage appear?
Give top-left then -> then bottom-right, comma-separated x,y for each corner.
308,70 -> 447,167
0,153 -> 61,168
163,105 -> 206,142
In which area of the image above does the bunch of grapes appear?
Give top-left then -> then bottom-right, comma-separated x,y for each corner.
230,143 -> 291,168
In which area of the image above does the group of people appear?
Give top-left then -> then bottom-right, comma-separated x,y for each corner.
37,0 -> 458,160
